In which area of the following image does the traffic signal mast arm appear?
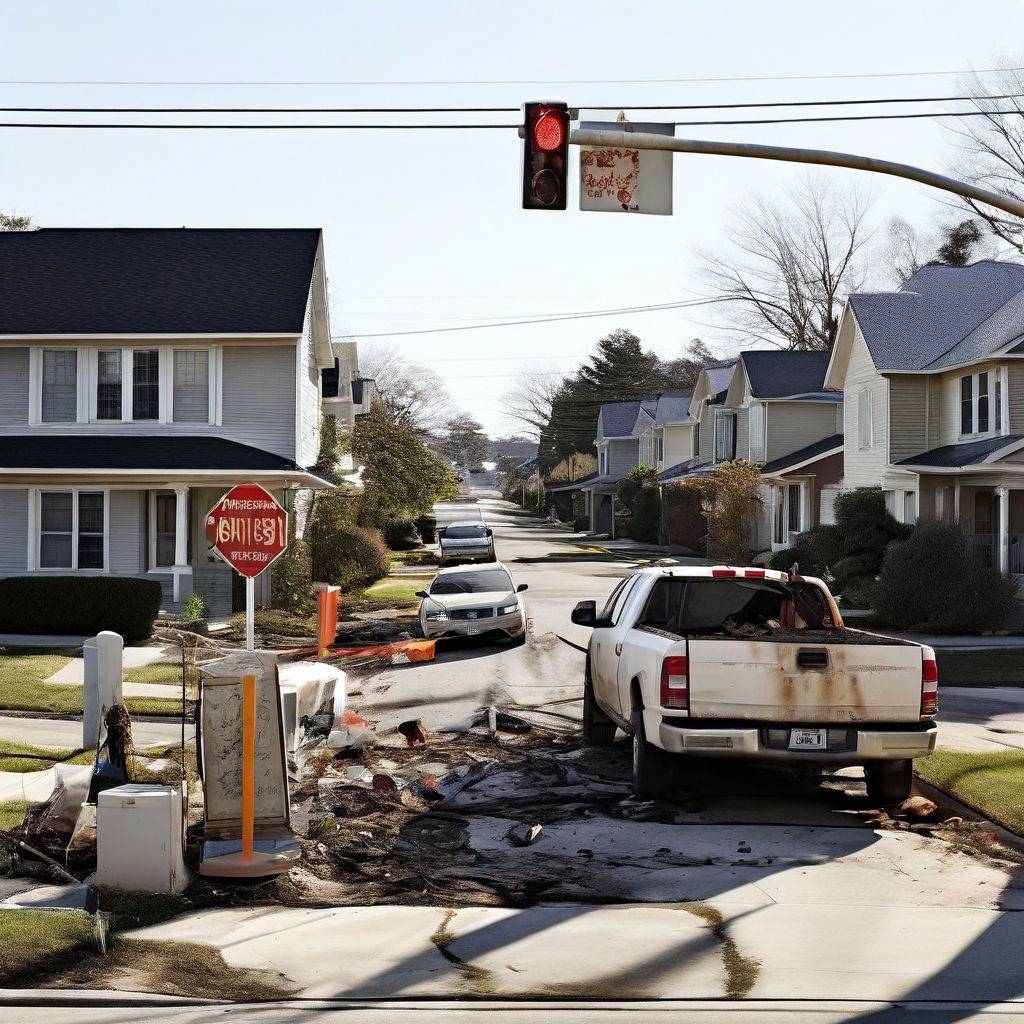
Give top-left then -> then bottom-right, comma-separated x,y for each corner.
552,125 -> 1024,221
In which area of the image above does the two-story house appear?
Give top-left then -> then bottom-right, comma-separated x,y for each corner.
825,259 -> 1024,576
0,227 -> 352,622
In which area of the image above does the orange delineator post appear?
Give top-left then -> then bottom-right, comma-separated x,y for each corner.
241,672 -> 256,862
318,586 -> 340,659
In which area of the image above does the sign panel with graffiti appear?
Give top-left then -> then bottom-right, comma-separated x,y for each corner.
579,121 -> 674,216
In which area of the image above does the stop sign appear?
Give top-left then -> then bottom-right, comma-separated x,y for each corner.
205,483 -> 289,578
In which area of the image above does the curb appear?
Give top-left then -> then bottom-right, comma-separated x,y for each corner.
912,776 -> 1024,853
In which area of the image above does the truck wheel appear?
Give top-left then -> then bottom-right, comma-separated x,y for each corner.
582,663 -> 616,746
631,705 -> 671,799
864,760 -> 913,805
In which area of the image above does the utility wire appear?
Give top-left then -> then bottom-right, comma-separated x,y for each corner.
1,64 -> 1020,86
4,107 -> 1024,130
4,92 -> 1024,113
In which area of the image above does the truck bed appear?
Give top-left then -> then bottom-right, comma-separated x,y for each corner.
638,624 -> 913,646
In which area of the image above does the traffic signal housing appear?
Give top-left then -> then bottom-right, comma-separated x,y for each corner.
522,102 -> 570,211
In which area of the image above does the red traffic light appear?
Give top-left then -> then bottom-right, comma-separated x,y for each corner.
533,112 -> 565,152
522,102 -> 570,211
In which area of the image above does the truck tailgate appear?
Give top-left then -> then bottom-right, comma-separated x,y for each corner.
687,639 -> 924,723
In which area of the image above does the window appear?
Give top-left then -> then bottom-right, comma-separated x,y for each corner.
960,375 -> 973,435
978,372 -> 990,433
132,350 -> 160,420
714,410 -> 735,461
598,449 -> 607,475
42,350 -> 77,422
173,350 -> 210,423
787,483 -> 801,534
903,490 -> 917,525
96,350 -> 122,420
996,376 -> 1003,432
773,486 -> 785,545
749,402 -> 764,461
154,493 -> 177,567
858,388 -> 872,449
960,370 -> 1002,437
38,491 -> 105,570
656,435 -> 664,464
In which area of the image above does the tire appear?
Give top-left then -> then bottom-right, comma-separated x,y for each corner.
631,704 -> 672,799
864,759 -> 913,805
582,661 -> 616,746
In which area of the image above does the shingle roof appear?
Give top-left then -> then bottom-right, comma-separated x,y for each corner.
894,434 -> 1024,468
704,361 -> 737,398
652,393 -> 693,424
657,459 -> 715,483
599,400 -> 648,438
0,228 -> 321,335
0,434 -> 311,472
740,350 -> 837,400
849,261 -> 1024,372
761,434 -> 843,474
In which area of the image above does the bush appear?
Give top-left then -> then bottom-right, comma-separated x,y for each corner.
414,513 -> 437,544
767,547 -> 801,572
874,520 -> 1019,633
308,493 -> 390,590
0,576 -> 162,640
685,460 -> 763,563
662,485 -> 707,552
383,518 -> 421,551
270,530 -> 314,613
616,465 -> 658,510
180,592 -> 206,624
629,486 -> 662,543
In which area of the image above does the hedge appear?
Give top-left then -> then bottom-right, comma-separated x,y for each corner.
414,513 -> 437,545
0,576 -> 162,640
383,518 -> 421,551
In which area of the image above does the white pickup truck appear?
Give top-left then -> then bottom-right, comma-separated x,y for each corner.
571,565 -> 938,804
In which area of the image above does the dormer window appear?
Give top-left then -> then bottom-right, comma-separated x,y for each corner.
960,370 -> 1001,437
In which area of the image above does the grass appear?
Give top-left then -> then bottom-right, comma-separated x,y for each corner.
0,910 -> 292,997
0,648 -> 182,716
123,661 -> 184,687
916,748 -> 1024,834
934,648 -> 1024,687
0,800 -> 32,830
347,575 -> 428,611
389,549 -> 439,568
0,740 -> 94,773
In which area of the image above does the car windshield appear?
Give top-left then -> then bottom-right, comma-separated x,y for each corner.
443,526 -> 487,539
430,569 -> 513,594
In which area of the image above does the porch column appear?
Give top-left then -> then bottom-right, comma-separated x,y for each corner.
173,486 -> 189,602
997,485 -> 1010,576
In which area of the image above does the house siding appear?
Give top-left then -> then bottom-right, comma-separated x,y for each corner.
697,411 -> 715,464
0,489 -> 28,572
748,401 -> 766,462
842,325 -> 889,488
765,401 -> 842,462
221,345 -> 296,460
926,376 -> 942,448
0,348 -> 30,424
1010,364 -> 1024,434
606,438 -> 638,478
938,360 -> 1000,447
734,406 -> 748,460
662,422 -> 693,467
887,375 -> 928,463
297,293 -> 321,468
108,490 -> 144,574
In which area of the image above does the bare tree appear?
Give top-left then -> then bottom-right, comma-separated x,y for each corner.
500,365 -> 565,441
886,216 -> 927,286
701,178 -> 875,351
357,343 -> 455,429
0,210 -> 31,230
945,66 -> 1024,246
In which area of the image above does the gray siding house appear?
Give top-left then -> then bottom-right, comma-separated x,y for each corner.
0,227 -> 349,620
826,259 -> 1024,578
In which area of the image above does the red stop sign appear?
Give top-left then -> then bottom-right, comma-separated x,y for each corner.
205,483 -> 289,578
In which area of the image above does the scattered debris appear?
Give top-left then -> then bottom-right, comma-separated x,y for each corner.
892,796 -> 939,821
328,710 -> 376,750
398,720 -> 430,747
494,711 -> 532,734
507,823 -> 543,847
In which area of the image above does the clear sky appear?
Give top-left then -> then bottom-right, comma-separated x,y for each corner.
3,2 -> 1024,435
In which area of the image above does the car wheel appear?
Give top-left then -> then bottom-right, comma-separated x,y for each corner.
631,704 -> 671,799
582,660 -> 616,747
864,759 -> 913,805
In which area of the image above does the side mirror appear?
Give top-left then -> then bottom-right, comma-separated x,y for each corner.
571,600 -> 598,627
486,528 -> 494,537
516,583 -> 529,593
415,590 -> 429,600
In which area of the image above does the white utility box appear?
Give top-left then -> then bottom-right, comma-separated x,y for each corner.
96,783 -> 189,893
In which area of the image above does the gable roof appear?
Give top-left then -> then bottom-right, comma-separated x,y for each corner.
848,260 -> 1024,373
689,360 -> 738,418
598,398 -> 658,439
761,434 -> 843,475
652,393 -> 693,424
0,228 -> 323,336
739,350 -> 838,400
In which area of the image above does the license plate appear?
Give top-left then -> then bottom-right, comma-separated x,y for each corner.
788,728 -> 827,750
466,611 -> 478,619
463,624 -> 481,635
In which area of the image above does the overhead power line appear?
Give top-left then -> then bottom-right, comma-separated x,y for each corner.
1,64 -> 1020,86
5,92 -> 1024,114
331,297 -> 731,339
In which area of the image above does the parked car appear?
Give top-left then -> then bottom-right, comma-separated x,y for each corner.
438,520 -> 495,565
572,565 -> 938,804
417,562 -> 528,644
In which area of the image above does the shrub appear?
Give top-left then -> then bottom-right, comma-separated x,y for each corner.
616,465 -> 658,510
308,493 -> 390,590
874,520 -> 1019,633
686,460 -> 763,563
662,485 -> 707,552
270,529 -> 314,613
767,547 -> 801,572
414,513 -> 437,544
180,592 -> 206,624
0,576 -> 162,640
383,518 -> 421,551
629,486 -> 662,543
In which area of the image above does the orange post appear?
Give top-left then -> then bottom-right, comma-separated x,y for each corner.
318,586 -> 339,659
241,673 -> 256,862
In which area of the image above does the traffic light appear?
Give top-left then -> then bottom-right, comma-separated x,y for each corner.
522,102 -> 570,210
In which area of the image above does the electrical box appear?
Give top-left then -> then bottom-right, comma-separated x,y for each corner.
96,783 -> 189,893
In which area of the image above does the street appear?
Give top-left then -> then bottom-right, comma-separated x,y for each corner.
110,496 -> 1024,1013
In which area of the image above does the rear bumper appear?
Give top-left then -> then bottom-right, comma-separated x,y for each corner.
439,548 -> 494,562
656,719 -> 937,763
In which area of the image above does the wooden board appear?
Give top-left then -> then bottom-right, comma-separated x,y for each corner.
199,650 -> 290,838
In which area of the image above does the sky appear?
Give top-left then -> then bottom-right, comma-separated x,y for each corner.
3,2 -> 1024,436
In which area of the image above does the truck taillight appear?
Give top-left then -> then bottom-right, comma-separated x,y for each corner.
660,655 -> 689,710
711,567 -> 736,578
921,656 -> 939,718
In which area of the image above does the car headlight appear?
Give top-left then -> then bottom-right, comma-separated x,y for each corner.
498,603 -> 519,615
424,611 -> 449,622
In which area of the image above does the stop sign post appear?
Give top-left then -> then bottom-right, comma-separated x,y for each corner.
206,483 -> 289,650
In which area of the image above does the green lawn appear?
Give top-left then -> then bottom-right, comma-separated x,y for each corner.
0,648 -> 181,716
916,748 -> 1024,834
347,575 -> 428,611
0,800 -> 32,830
389,549 -> 439,569
124,661 -> 184,687
0,740 -> 94,773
